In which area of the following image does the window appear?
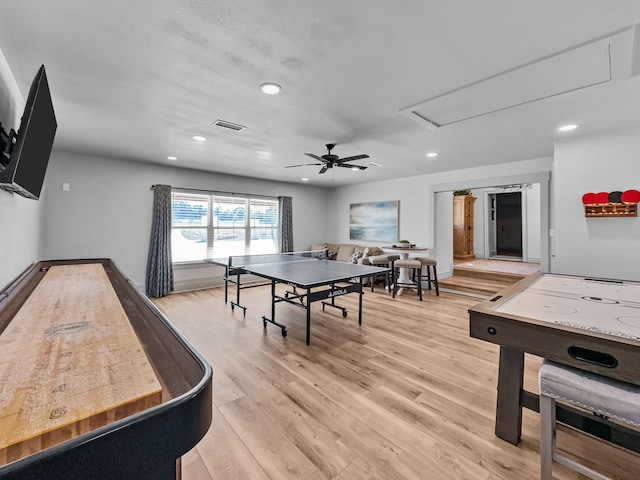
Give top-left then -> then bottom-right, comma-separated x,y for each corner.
171,190 -> 279,262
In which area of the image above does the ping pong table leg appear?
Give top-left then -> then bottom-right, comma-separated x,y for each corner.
262,279 -> 288,338
236,270 -> 241,311
223,266 -> 229,304
321,283 -> 348,317
230,269 -> 247,317
306,287 -> 311,345
358,277 -> 363,325
271,280 -> 276,327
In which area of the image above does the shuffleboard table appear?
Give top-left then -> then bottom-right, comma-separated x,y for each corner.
0,259 -> 212,480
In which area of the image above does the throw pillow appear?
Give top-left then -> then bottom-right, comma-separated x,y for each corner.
348,250 -> 363,264
326,249 -> 337,260
336,245 -> 356,262
310,244 -> 328,259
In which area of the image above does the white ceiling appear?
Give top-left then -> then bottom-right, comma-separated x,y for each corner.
2,1 -> 640,187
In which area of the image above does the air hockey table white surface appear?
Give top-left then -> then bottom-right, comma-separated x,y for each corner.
493,273 -> 640,341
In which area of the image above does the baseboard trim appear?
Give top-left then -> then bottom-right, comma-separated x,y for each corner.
173,276 -> 225,293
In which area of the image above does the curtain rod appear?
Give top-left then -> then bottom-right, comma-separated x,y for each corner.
151,184 -> 280,200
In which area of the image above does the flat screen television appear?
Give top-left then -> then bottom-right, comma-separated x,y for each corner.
0,65 -> 57,200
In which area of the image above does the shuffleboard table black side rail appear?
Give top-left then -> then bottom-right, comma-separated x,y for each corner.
0,258 -> 213,480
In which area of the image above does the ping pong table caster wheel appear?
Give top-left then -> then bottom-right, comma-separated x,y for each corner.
281,328 -> 287,338
262,319 -> 267,328
342,311 -> 348,317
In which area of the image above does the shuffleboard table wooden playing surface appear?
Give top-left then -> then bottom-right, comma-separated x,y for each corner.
0,259 -> 212,480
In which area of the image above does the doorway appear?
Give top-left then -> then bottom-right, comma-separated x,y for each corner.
488,192 -> 522,259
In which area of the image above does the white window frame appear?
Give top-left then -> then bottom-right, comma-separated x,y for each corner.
171,189 -> 279,264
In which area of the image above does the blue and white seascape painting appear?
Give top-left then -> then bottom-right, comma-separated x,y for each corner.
349,201 -> 398,242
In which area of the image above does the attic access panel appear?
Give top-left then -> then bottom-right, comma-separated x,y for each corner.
400,41 -> 612,128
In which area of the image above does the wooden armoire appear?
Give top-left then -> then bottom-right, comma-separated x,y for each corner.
453,195 -> 476,261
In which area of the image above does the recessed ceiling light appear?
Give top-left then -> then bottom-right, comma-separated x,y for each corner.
557,124 -> 579,132
167,156 -> 178,161
301,177 -> 309,182
426,152 -> 438,158
260,82 -> 282,95
257,150 -> 273,159
192,135 -> 207,142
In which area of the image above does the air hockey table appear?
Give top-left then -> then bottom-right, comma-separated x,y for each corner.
469,272 -> 640,451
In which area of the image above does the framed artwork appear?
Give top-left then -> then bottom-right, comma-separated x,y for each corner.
349,201 -> 398,242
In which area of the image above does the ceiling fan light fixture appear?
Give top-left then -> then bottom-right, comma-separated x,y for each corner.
351,167 -> 360,171
260,82 -> 282,95
192,135 -> 207,142
286,144 -> 369,175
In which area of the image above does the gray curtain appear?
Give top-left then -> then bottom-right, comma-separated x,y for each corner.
278,196 -> 293,252
146,184 -> 174,297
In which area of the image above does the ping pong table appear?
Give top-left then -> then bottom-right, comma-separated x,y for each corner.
209,252 -> 388,345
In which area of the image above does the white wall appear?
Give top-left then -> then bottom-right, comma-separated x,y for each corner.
326,157 -> 553,278
0,49 -> 44,289
525,184 -> 541,262
552,127 -> 640,280
42,151 -> 329,289
325,175 -> 433,252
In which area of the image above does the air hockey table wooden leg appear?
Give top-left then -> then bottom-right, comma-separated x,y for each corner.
495,346 -> 524,445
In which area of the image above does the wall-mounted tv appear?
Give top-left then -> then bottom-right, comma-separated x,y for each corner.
0,65 -> 57,200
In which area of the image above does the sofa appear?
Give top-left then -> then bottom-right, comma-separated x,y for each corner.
310,243 -> 385,265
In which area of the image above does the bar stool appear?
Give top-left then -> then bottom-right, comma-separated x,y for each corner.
415,257 -> 439,296
393,259 -> 422,300
368,254 -> 399,292
538,359 -> 640,480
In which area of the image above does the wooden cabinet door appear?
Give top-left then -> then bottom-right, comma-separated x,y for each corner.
453,196 -> 476,260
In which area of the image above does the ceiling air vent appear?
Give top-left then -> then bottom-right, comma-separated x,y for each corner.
212,119 -> 246,131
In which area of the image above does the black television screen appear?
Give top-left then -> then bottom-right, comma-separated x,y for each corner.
0,65 -> 57,200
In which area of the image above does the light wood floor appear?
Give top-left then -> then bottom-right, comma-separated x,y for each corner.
453,258 -> 541,276
153,283 -> 639,480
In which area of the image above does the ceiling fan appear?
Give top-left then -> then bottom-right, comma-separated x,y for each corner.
285,143 -> 369,174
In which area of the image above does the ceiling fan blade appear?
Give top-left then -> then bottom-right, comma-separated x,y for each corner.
319,165 -> 329,174
285,163 -> 322,168
338,154 -> 369,162
338,163 -> 367,170
305,153 -> 324,161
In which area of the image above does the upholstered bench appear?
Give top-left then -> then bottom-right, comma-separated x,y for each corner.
538,359 -> 640,480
